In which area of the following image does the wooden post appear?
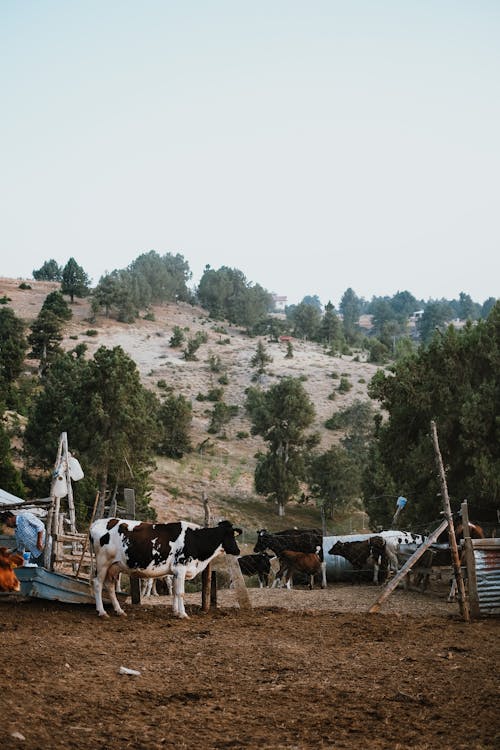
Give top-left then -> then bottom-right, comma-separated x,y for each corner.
130,577 -> 141,605
210,570 -> 217,609
461,500 -> 480,619
201,492 -> 212,612
62,433 -> 76,533
74,492 -> 100,579
431,421 -> 469,622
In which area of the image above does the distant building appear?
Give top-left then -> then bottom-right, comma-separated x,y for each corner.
272,294 -> 287,312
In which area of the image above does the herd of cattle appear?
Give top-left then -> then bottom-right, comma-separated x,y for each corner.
0,516 -> 485,618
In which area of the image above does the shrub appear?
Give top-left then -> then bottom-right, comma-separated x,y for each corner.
338,377 -> 352,393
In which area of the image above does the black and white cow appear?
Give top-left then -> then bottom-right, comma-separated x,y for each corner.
254,528 -> 327,588
237,553 -> 274,588
90,518 -> 241,618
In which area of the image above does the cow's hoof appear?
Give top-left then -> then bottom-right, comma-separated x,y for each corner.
98,612 -> 110,618
116,610 -> 127,617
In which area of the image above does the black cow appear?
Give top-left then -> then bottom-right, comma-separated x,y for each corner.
90,518 -> 241,618
254,528 -> 327,588
237,553 -> 274,587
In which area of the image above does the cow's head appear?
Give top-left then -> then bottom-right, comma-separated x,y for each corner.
253,529 -> 269,554
219,521 -> 242,556
328,541 -> 345,556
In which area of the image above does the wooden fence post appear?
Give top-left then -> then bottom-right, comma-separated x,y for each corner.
201,492 -> 212,612
431,421 -> 470,623
461,500 -> 480,619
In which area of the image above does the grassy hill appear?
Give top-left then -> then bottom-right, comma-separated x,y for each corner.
1,276 -> 380,539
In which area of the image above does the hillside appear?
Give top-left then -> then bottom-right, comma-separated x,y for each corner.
1,277 -> 381,537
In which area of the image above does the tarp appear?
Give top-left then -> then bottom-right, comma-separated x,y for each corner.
0,488 -> 25,506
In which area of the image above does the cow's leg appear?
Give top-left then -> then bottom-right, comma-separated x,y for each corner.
93,563 -> 110,617
105,572 -> 126,616
320,561 -> 327,589
386,549 -> 399,577
93,564 -> 113,617
172,568 -> 189,619
373,560 -> 379,584
166,575 -> 173,596
141,578 -> 152,597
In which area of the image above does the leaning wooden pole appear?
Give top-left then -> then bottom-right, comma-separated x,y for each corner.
430,420 -> 470,622
369,518 -> 448,613
74,491 -> 100,579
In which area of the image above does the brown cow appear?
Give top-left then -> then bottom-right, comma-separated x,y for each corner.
0,547 -> 24,592
274,549 -> 322,590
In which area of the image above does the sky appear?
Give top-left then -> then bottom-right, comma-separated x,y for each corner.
1,1 -> 499,307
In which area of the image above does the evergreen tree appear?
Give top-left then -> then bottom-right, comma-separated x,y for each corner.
251,340 -> 273,375
246,377 -> 317,515
307,445 -> 360,519
291,301 -> 322,341
24,346 -> 160,518
33,259 -> 62,281
157,393 -> 192,458
319,302 -> 343,347
339,288 -> 361,343
365,303 -> 500,525
0,308 -> 28,402
0,414 -> 26,497
41,290 -> 72,322
61,257 -> 91,303
417,300 -> 453,344
28,309 -> 64,372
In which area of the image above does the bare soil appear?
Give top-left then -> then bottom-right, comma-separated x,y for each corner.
1,583 -> 498,750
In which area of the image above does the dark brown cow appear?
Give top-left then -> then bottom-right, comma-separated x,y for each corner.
0,547 -> 24,592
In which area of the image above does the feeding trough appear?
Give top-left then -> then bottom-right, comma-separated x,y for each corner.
14,565 -> 127,607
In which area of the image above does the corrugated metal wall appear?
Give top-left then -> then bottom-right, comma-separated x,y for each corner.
473,538 -> 500,616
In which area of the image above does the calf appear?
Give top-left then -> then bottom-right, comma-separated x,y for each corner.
238,553 -> 273,588
90,518 -> 241,618
0,547 -> 24,592
275,548 -> 322,590
254,528 -> 327,588
141,575 -> 173,598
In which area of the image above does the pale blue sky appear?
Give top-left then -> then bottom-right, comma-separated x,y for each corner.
1,1 -> 499,306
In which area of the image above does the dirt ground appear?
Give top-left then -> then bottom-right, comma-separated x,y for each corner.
1,584 -> 498,750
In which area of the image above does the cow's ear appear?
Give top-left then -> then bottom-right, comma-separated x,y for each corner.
233,527 -> 243,537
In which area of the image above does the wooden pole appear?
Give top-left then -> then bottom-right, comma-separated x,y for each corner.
62,433 -> 76,533
430,420 -> 469,622
461,500 -> 480,619
202,492 -> 212,612
74,492 -> 100,578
